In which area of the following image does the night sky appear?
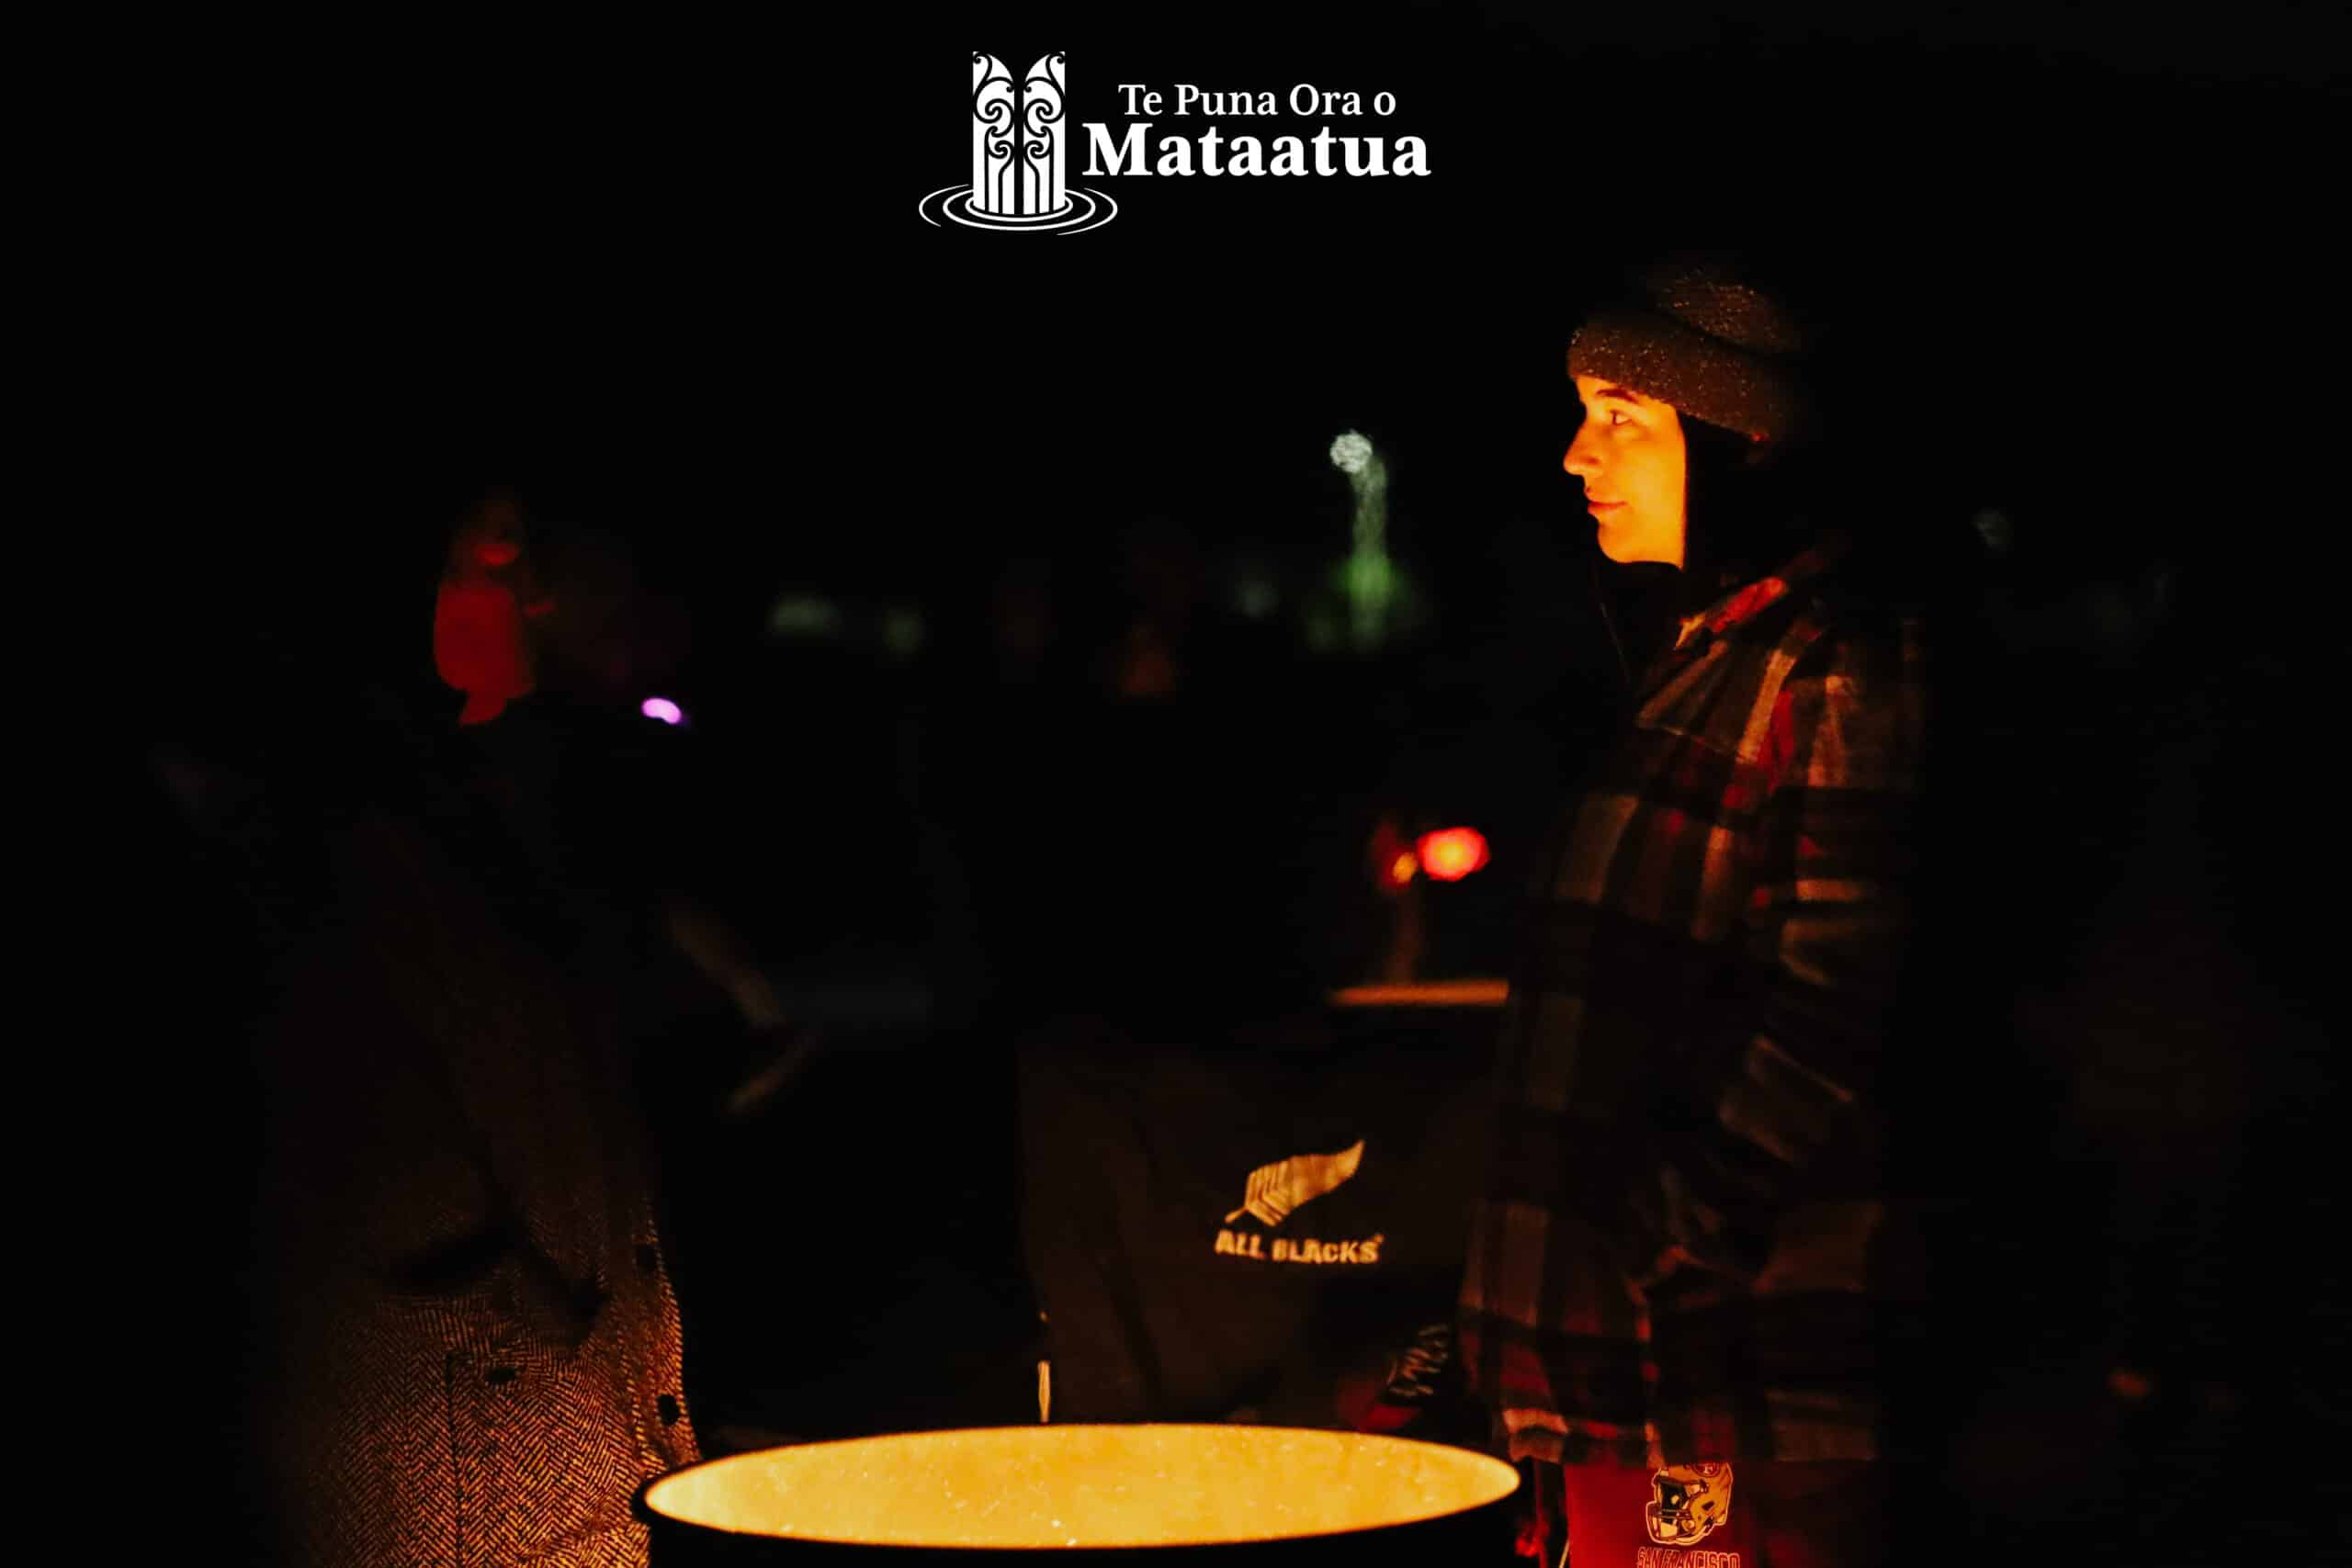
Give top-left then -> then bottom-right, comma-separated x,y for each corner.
156,1 -> 2334,651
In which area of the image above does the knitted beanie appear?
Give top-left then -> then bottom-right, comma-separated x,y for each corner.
1567,257 -> 1814,444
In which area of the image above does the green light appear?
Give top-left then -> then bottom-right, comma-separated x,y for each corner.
1324,430 -> 1413,653
768,593 -> 844,638
881,605 -> 926,661
1342,548 -> 1394,605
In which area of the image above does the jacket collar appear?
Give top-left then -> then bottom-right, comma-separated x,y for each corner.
1669,525 -> 1854,654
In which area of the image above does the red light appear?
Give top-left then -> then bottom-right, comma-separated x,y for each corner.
1415,828 -> 1489,882
1389,852 -> 1419,886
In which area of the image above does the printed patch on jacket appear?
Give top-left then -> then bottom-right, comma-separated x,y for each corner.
1211,1139 -> 1381,1265
1645,1461 -> 1734,1547
1224,1138 -> 1363,1225
1211,1229 -> 1385,1265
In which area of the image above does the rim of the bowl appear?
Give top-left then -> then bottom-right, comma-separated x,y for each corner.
639,1425 -> 1523,1550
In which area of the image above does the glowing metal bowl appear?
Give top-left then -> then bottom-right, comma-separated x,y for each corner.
642,1425 -> 1521,1563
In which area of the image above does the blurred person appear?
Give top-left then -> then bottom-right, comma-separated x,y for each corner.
1095,514 -> 1204,700
1457,256 -> 1943,1568
1941,629 -> 2256,1541
234,492 -> 716,1568
1014,706 -> 1495,1442
1922,457 -> 2319,1555
253,789 -> 700,1568
435,489 -> 551,726
988,554 -> 1059,690
916,552 -> 1080,1033
530,525 -> 693,710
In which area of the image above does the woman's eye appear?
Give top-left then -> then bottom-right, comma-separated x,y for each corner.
1608,410 -> 1633,426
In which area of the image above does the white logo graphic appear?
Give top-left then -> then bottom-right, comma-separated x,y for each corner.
1225,1139 -> 1364,1227
919,51 -> 1118,233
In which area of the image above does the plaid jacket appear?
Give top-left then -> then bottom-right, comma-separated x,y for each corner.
1459,528 -> 1928,1469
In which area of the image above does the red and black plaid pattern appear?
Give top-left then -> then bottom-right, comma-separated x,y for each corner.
1461,531 -> 1927,1470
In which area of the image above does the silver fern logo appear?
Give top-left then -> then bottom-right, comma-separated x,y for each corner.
1225,1139 -> 1365,1227
919,51 -> 1119,233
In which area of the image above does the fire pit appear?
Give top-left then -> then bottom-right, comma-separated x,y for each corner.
643,1425 -> 1520,1562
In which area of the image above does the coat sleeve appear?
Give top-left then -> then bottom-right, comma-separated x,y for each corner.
1645,611 -> 1928,1283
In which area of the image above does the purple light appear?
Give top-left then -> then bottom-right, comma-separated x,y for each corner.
641,697 -> 684,726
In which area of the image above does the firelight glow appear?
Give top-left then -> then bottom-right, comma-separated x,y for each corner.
1416,828 -> 1489,881
641,697 -> 684,726
642,1426 -> 1518,1549
1331,978 -> 1510,1008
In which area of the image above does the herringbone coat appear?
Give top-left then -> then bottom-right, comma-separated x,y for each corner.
252,807 -> 698,1566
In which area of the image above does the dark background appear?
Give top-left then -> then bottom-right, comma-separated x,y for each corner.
123,3 -> 2339,1562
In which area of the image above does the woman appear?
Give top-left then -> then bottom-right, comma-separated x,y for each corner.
1457,256 -> 1939,1567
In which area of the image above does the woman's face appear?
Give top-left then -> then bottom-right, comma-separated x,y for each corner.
1564,375 -> 1687,568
